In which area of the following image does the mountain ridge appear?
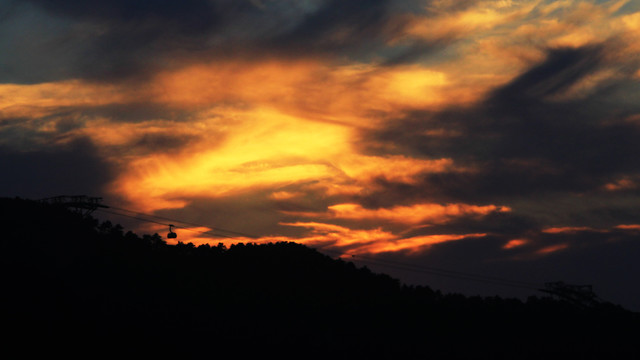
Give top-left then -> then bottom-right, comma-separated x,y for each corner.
1,197 -> 638,358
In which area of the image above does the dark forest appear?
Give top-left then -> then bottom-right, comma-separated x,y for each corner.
1,197 -> 638,359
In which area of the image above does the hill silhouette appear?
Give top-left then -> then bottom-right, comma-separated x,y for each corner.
1,197 -> 638,359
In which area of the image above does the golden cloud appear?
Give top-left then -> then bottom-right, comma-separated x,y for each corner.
536,243 -> 570,255
273,221 -> 487,255
285,202 -> 511,226
541,226 -> 597,234
615,224 -> 640,230
503,238 -> 528,249
604,177 -> 637,191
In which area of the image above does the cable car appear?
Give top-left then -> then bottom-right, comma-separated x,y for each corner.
167,224 -> 177,239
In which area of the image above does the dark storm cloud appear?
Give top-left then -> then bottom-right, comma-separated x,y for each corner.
490,45 -> 604,103
271,0 -> 397,56
0,138 -> 114,199
26,0 -> 221,30
2,0 -> 443,83
18,0 -> 229,81
361,44 -> 640,205
268,0 -> 458,64
586,205 -> 640,226
1,0 -> 264,82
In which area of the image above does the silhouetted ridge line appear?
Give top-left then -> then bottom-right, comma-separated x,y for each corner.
2,197 -> 639,358
99,202 -> 548,293
46,197 -> 599,301
320,248 -> 543,291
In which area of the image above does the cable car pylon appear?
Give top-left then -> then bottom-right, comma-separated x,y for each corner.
38,195 -> 108,217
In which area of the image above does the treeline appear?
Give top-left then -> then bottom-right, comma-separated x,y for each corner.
1,197 -> 638,359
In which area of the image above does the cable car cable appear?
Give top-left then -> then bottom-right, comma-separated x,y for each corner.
318,248 -> 543,290
104,205 -> 259,239
96,208 -> 237,239
95,206 -> 544,290
324,249 -> 542,288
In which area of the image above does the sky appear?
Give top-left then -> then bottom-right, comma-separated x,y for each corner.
2,0 -> 640,310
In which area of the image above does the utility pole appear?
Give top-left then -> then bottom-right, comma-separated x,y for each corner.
539,281 -> 602,308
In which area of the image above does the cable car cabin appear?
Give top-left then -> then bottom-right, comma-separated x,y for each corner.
167,224 -> 177,239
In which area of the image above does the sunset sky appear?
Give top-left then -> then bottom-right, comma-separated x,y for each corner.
2,0 -> 640,310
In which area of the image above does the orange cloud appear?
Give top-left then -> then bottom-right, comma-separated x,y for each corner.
542,226 -> 598,234
0,81 -> 125,119
440,0 -> 640,103
407,0 -> 539,41
357,233 -> 487,255
273,221 -> 487,255
1,59 -> 478,150
111,107 -> 351,210
604,177 -> 637,191
503,239 -> 528,249
151,60 -> 472,125
0,44 -> 507,217
0,56 -> 474,213
105,103 -> 465,212
621,11 -> 640,31
287,202 -> 511,225
269,191 -> 304,200
615,224 -> 640,231
536,243 -> 570,255
337,156 -> 455,184
542,224 -> 636,234
0,80 -> 131,147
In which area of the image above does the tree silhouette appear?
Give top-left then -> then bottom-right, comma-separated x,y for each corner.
0,197 -> 638,359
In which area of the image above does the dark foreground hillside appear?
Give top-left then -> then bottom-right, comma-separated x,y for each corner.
1,197 -> 638,359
